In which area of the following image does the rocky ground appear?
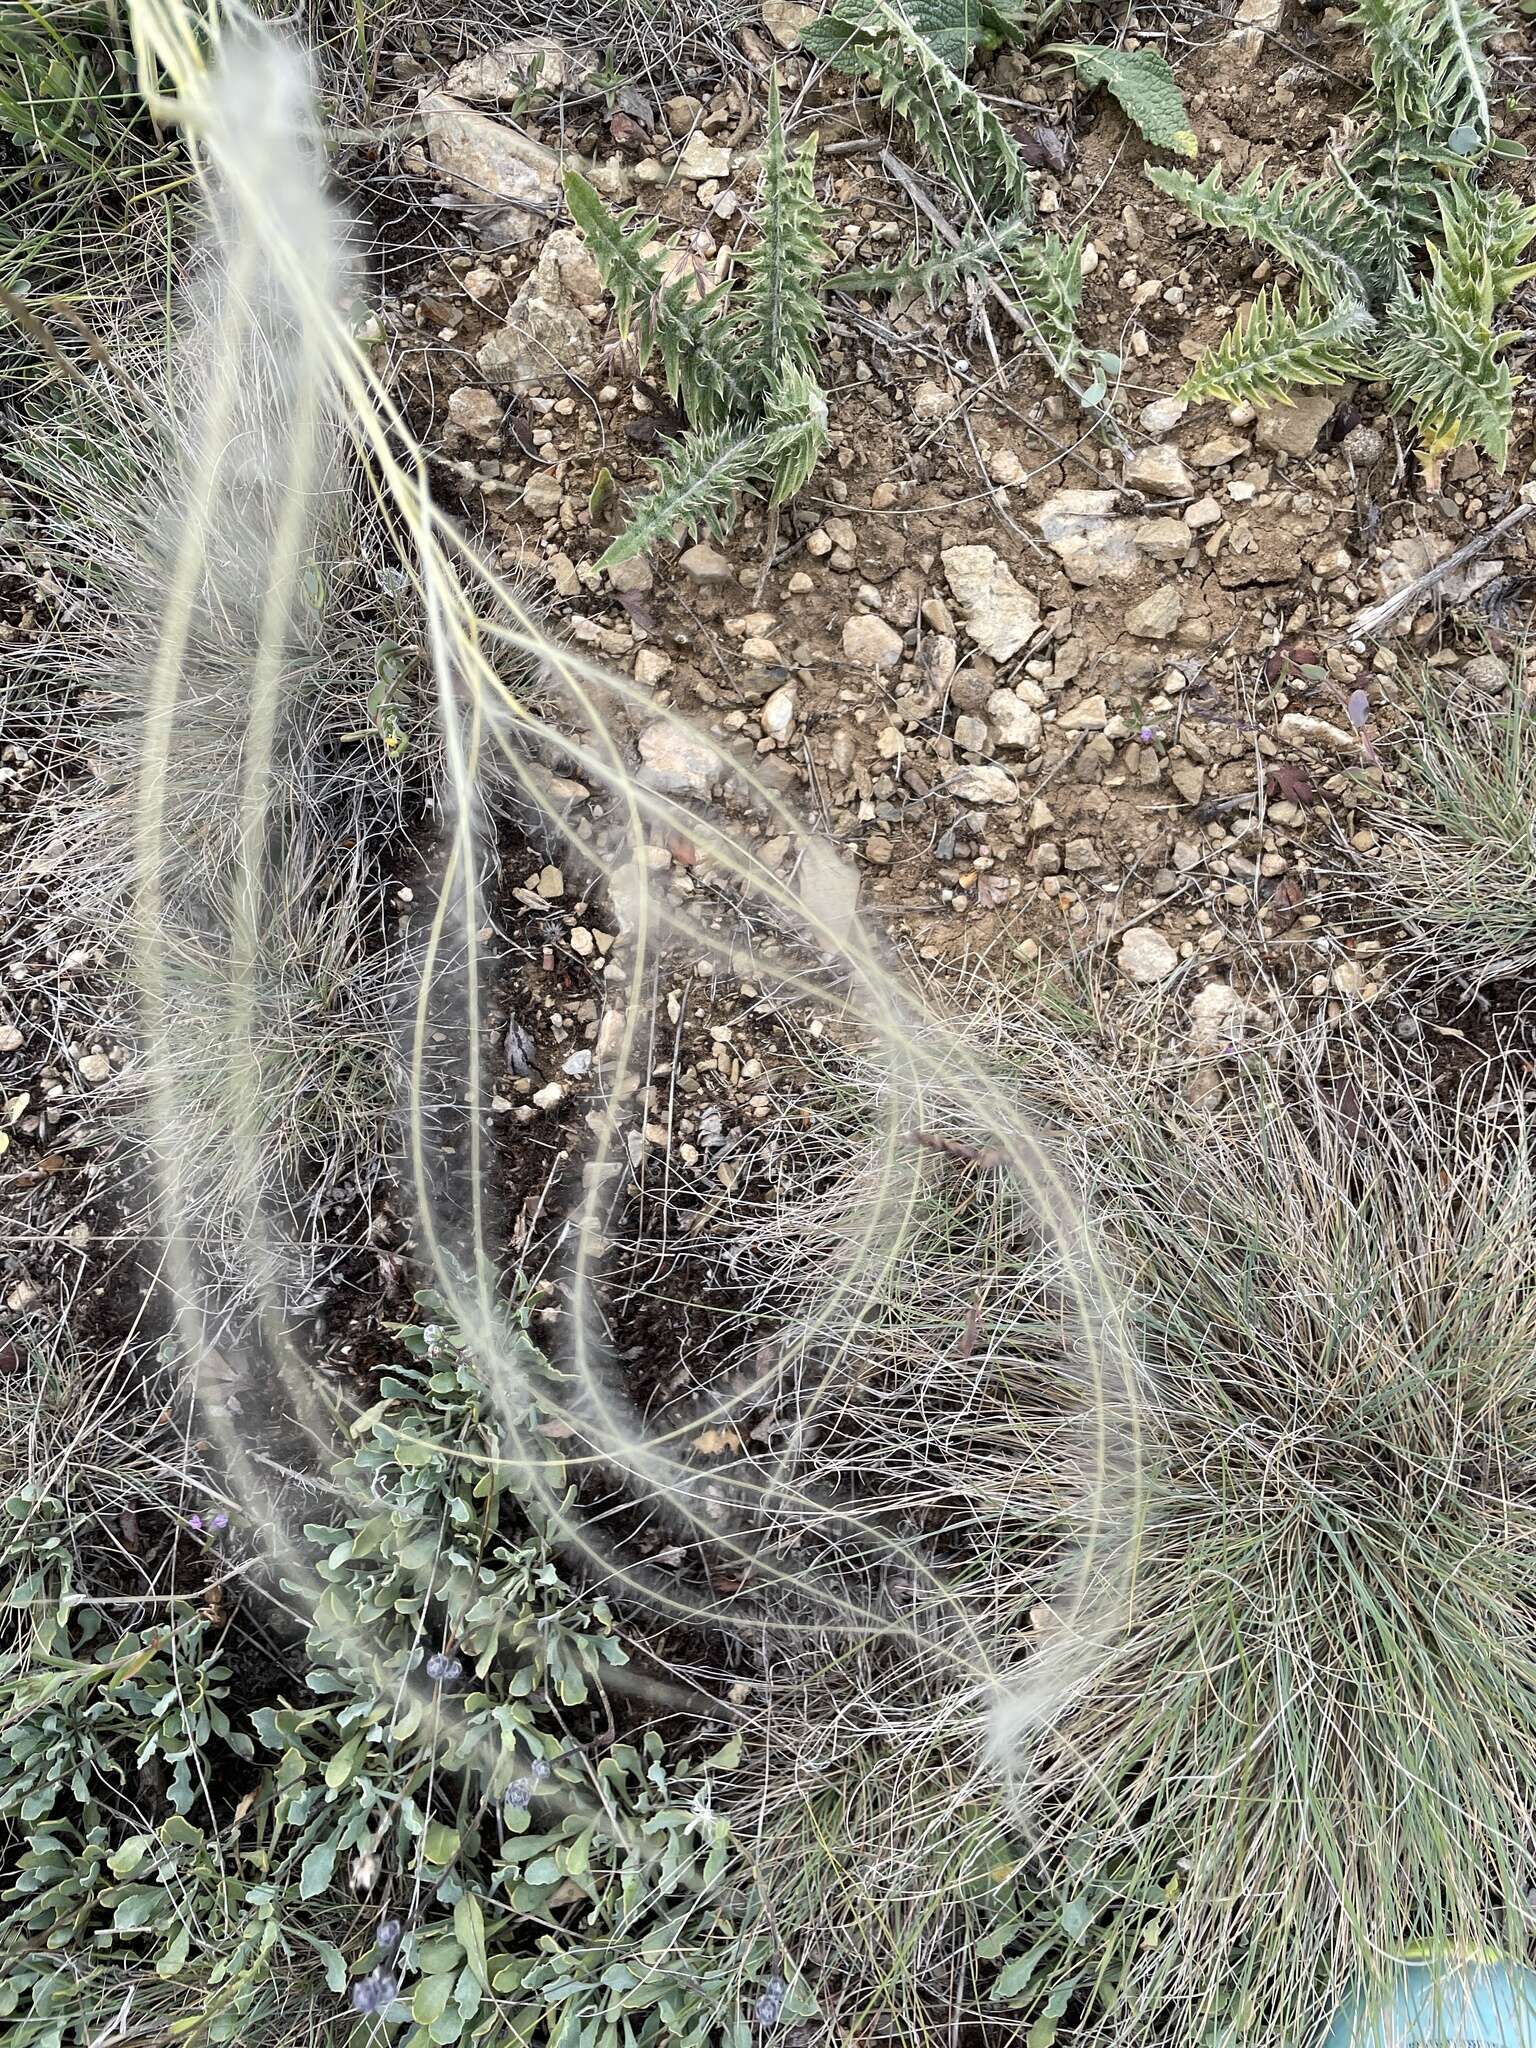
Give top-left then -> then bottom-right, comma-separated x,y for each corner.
3,2 -> 1534,1324
358,2 -> 1536,1188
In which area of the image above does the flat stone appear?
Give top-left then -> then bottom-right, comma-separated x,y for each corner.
522,471 -> 562,517
608,554 -> 653,593
477,292 -> 594,388
1278,711 -> 1357,754
1185,495 -> 1223,529
946,764 -> 1020,806
447,386 -> 502,441
1125,585 -> 1183,639
954,712 -> 990,752
1031,490 -> 1141,586
942,544 -> 1040,660
760,682 -> 797,742
418,93 -> 562,241
445,40 -> 587,97
677,132 -> 732,181
1058,693 -> 1108,732
1125,445 -> 1194,499
1139,395 -> 1188,435
634,648 -> 672,685
1189,980 -> 1246,1053
842,614 -> 904,669
1134,516 -> 1191,562
761,0 -> 818,47
637,721 -> 721,795
1190,434 -> 1249,468
1118,926 -> 1180,983
679,542 -> 736,585
535,227 -> 603,308
1255,390 -> 1335,458
77,1052 -> 112,1084
986,688 -> 1042,751
912,381 -> 952,421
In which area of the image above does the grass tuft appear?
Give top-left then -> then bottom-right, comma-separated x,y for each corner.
723,996 -> 1536,2045
1357,654 -> 1536,990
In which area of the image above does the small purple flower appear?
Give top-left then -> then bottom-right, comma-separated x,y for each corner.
377,1917 -> 402,1953
351,1968 -> 398,2014
529,1757 -> 552,1783
1138,725 -> 1158,744
505,1779 -> 532,1811
187,1514 -> 204,1533
210,1511 -> 230,1532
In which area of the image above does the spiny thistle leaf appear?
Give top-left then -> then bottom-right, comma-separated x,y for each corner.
597,425 -> 769,568
760,359 -> 831,506
1432,175 -> 1536,318
562,170 -> 675,362
802,0 -> 1033,214
1377,280 -> 1516,466
564,170 -> 746,430
1053,43 -> 1197,158
976,0 -> 1066,47
1007,227 -> 1087,368
834,216 -> 1043,303
1179,283 -> 1375,408
1353,0 -> 1495,148
1146,162 -> 1400,308
736,71 -> 832,397
1352,0 -> 1440,134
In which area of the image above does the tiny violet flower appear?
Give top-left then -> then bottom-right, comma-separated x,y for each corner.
350,1968 -> 398,2014
377,1917 -> 402,1953
529,1757 -> 552,1783
210,1511 -> 230,1532
1138,724 -> 1159,744
425,1651 -> 453,1682
187,1514 -> 204,1532
505,1779 -> 532,1811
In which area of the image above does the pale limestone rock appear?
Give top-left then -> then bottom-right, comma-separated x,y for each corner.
942,544 -> 1040,659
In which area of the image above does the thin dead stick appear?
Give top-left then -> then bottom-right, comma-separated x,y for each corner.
0,281 -> 89,386
0,282 -> 153,408
1350,498 -> 1536,638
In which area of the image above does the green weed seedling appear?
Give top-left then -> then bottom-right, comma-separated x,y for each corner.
1150,0 -> 1536,475
566,70 -> 831,566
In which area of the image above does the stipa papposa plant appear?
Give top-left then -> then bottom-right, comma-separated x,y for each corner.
717,997 -> 1536,2047
1150,0 -> 1536,474
1353,653 -> 1536,990
564,69 -> 832,565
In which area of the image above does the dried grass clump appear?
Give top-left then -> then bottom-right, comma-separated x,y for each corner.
11,250 -> 451,1303
1361,655 -> 1536,992
722,1001 -> 1536,2046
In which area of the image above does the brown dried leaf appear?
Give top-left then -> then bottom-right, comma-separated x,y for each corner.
1265,762 -> 1316,805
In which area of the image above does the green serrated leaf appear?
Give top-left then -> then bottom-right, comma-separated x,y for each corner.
1179,281 -> 1373,407
1056,43 -> 1197,156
